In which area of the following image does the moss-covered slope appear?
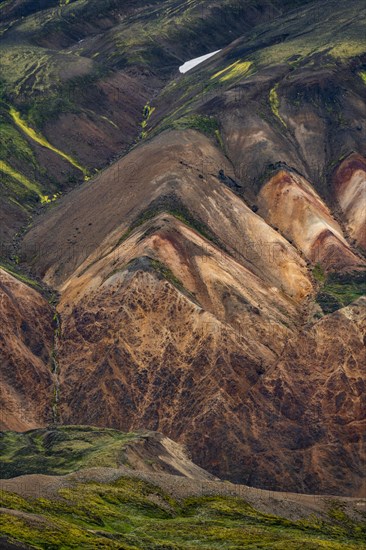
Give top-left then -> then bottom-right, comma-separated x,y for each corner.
0,475 -> 365,549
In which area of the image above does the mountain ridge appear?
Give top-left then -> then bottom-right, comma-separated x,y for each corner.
0,0 -> 365,502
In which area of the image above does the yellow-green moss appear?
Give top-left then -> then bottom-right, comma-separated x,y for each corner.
0,483 -> 364,549
359,71 -> 366,85
0,261 -> 41,290
0,159 -> 44,199
141,103 -> 156,137
269,83 -> 287,127
211,60 -> 252,82
9,107 -> 89,178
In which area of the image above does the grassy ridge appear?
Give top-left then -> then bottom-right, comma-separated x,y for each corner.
0,477 -> 365,549
0,426 -> 139,478
0,427 -> 365,549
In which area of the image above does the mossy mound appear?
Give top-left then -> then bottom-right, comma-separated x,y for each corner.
314,268 -> 366,314
0,478 -> 365,549
0,426 -> 139,478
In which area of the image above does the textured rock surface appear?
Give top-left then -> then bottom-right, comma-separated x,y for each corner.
0,0 -> 365,498
0,269 -> 53,431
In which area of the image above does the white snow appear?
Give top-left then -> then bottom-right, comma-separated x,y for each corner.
179,50 -> 221,74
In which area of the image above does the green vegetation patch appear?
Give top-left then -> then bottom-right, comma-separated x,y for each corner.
9,107 -> 89,178
147,257 -> 197,303
314,266 -> 365,314
210,60 -> 252,82
0,260 -> 41,290
170,114 -> 219,136
141,102 -> 156,129
0,119 -> 36,166
0,159 -> 44,199
269,83 -> 287,127
0,426 -> 140,478
0,479 -> 365,549
359,71 -> 366,85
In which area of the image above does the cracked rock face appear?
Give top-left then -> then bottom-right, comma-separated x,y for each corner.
0,269 -> 54,431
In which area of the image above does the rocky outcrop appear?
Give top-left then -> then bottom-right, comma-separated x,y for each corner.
0,269 -> 54,431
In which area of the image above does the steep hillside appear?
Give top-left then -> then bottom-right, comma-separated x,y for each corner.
0,0 -> 307,247
0,0 -> 365,501
0,268 -> 53,431
20,129 -> 365,495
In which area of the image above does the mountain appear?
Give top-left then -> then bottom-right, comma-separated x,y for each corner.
0,0 -> 308,246
0,0 -> 365,509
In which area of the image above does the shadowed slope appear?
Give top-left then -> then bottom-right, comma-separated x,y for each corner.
0,269 -> 53,431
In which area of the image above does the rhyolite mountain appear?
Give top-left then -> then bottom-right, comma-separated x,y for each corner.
0,0 -> 365,500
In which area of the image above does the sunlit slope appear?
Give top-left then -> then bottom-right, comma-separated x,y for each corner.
0,0 -> 306,247
22,129 -> 311,300
148,0 -> 366,203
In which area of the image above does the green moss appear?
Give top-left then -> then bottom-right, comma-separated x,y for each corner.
313,263 -> 326,284
0,159 -> 44,199
148,258 -> 196,301
0,120 -> 36,166
214,130 -> 226,152
330,40 -> 366,59
0,260 -> 42,290
315,270 -> 365,314
0,427 -> 140,478
359,71 -> 366,85
269,83 -> 287,127
0,480 -> 364,549
170,114 -> 219,137
26,94 -> 75,128
115,200 -> 221,252
210,60 -> 252,82
141,102 -> 156,129
9,106 -> 89,179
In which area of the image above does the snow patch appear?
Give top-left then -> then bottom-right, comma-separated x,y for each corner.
179,50 -> 221,74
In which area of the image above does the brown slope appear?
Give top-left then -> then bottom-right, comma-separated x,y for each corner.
0,269 -> 54,431
56,214 -> 301,424
56,256 -> 365,495
54,214 -> 305,481
257,169 -> 364,271
57,263 -> 267,434
19,126 -> 366,494
59,214 -> 302,340
333,153 -> 366,252
241,297 -> 366,496
22,129 -> 311,302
